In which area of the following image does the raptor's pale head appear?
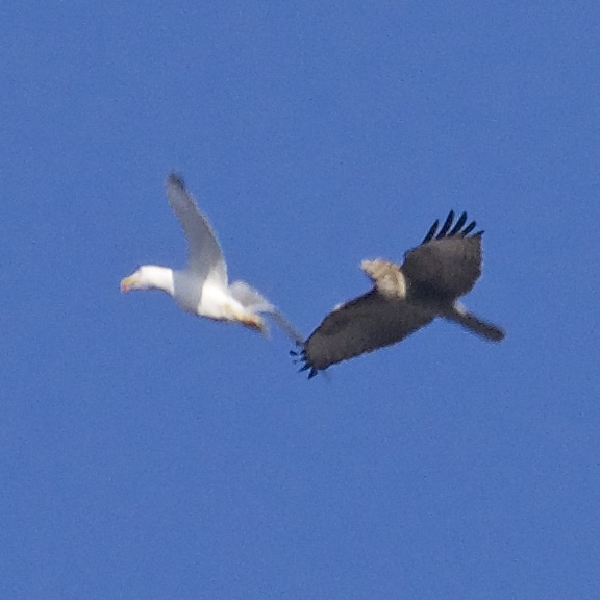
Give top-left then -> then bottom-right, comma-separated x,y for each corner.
360,258 -> 406,298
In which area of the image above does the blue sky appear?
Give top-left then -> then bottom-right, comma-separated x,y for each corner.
2,1 -> 600,598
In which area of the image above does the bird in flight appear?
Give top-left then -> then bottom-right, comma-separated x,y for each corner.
121,173 -> 301,341
293,211 -> 504,378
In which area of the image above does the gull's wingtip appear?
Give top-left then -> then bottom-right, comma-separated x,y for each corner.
167,172 -> 185,189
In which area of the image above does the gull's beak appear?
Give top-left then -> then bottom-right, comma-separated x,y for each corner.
120,276 -> 134,293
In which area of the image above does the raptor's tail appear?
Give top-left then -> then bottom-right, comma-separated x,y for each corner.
444,302 -> 505,342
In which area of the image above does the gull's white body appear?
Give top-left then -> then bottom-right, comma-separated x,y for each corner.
121,174 -> 301,340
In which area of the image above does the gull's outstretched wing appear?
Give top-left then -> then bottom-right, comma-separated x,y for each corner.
229,280 -> 304,343
295,290 -> 436,378
166,174 -> 227,285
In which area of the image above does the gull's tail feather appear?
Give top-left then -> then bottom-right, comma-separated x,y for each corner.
255,317 -> 270,338
269,310 -> 305,345
228,280 -> 273,311
444,303 -> 505,342
229,280 -> 303,344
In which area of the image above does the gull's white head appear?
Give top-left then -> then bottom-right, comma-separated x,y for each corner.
120,266 -> 174,294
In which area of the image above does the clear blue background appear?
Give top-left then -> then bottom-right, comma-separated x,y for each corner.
2,2 -> 599,598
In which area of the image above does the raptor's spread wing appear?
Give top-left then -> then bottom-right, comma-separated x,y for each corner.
402,210 -> 482,301
296,290 -> 436,377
